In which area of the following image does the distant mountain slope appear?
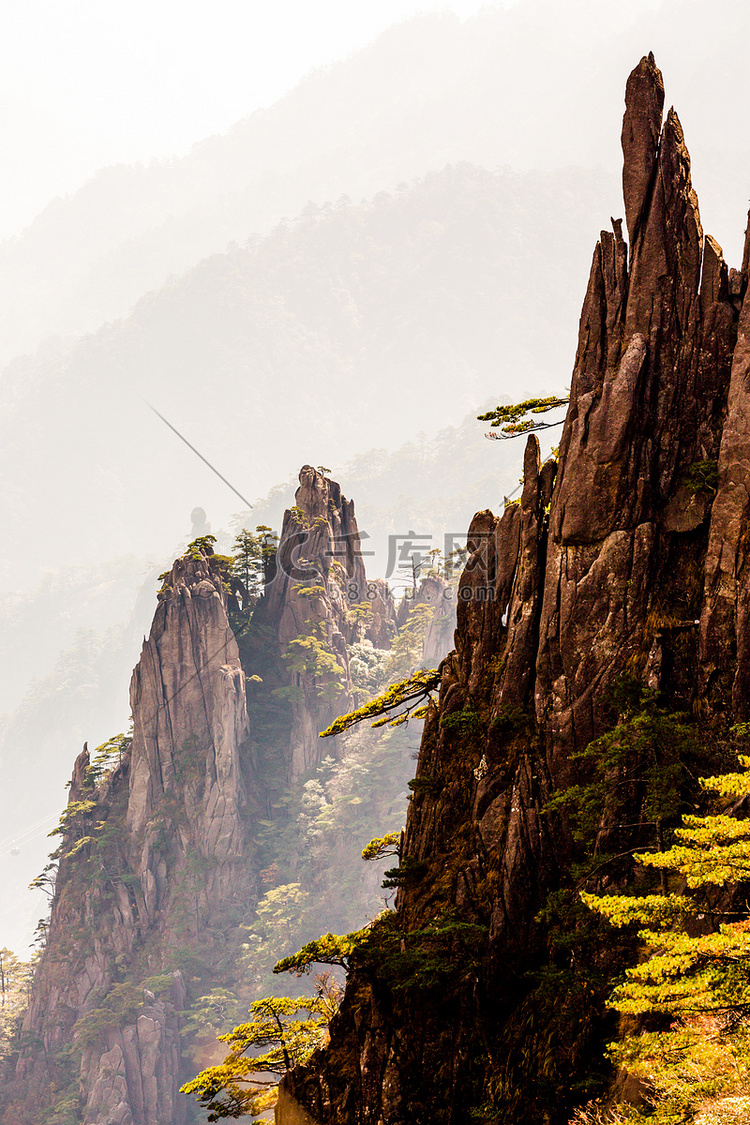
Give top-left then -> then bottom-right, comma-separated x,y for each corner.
2,0 -> 749,368
0,401 -> 530,956
0,162 -> 611,590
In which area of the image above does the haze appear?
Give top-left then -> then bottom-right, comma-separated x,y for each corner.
2,0 -> 750,953
0,0 -> 507,241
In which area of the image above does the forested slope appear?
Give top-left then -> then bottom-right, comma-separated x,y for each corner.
0,468 -> 450,1124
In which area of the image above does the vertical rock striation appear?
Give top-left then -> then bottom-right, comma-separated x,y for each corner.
259,464 -> 394,776
6,469 -> 387,1125
280,55 -> 747,1125
7,548 -> 255,1125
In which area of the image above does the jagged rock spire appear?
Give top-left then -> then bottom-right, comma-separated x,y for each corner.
278,58 -> 745,1124
621,52 -> 664,246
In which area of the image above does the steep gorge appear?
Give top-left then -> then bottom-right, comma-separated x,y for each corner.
9,50 -> 750,1125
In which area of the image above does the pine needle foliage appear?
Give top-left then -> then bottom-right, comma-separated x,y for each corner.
319,668 -> 440,737
582,754 -> 750,1120
478,395 -> 568,439
181,992 -> 335,1121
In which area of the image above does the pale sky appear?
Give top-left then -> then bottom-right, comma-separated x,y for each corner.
0,0 -> 512,241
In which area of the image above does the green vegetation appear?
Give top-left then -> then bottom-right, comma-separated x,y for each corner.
231,526 -> 276,588
384,602 -> 435,677
466,680 -> 736,1124
282,622 -> 343,703
0,948 -> 33,1064
381,853 -> 428,889
319,667 -> 440,737
348,639 -> 391,698
74,982 -> 145,1049
181,984 -> 340,1121
581,751 -> 750,1122
187,534 -> 219,558
182,989 -> 242,1064
240,722 -> 414,997
682,459 -> 719,496
478,395 -> 569,440
361,831 -> 401,863
84,732 -> 132,786
274,909 -> 487,995
545,679 -> 708,860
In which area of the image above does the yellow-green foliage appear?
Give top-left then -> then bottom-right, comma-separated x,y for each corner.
274,926 -> 372,975
284,624 -> 343,701
85,733 -> 131,786
273,909 -> 487,994
583,755 -> 750,1120
181,992 -> 335,1120
187,534 -> 218,558
319,667 -> 440,737
361,831 -> 400,862
478,395 -> 568,438
0,948 -> 33,1063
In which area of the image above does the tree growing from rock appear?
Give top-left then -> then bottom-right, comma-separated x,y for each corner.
181,980 -> 341,1120
583,748 -> 750,1120
478,394 -> 568,440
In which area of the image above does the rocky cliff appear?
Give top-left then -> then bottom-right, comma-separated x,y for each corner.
3,469 -> 399,1124
259,465 -> 392,777
279,55 -> 750,1124
5,548 -> 254,1125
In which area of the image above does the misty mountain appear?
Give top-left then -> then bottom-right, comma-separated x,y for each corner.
1,161 -> 610,593
2,0 -> 750,369
0,400 -> 526,955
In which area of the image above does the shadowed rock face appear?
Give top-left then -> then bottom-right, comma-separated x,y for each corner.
700,242 -> 750,716
279,56 -> 748,1125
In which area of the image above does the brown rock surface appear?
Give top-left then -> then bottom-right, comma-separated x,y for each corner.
6,470 -> 385,1124
260,465 -> 392,775
7,548 -> 254,1125
280,55 -> 747,1125
621,51 -> 664,245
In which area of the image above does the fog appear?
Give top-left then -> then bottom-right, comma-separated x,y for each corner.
2,0 -> 749,951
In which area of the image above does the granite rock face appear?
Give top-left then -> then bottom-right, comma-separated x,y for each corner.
128,549 -> 252,872
7,549 -> 254,1125
260,465 -> 395,776
279,56 -> 748,1125
7,471 -> 398,1125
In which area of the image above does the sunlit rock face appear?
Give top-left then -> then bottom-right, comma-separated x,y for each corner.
128,548 -> 252,876
5,468 -> 404,1125
279,56 -> 750,1125
263,464 -> 396,776
7,548 -> 255,1125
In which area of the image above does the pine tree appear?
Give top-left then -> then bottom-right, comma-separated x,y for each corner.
181,982 -> 339,1120
583,752 -> 750,1120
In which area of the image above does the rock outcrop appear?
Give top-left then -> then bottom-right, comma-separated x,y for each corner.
15,53 -> 747,1125
279,55 -> 748,1125
6,549 -> 255,1125
257,465 -> 396,776
5,469 -> 403,1125
395,573 -> 456,668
